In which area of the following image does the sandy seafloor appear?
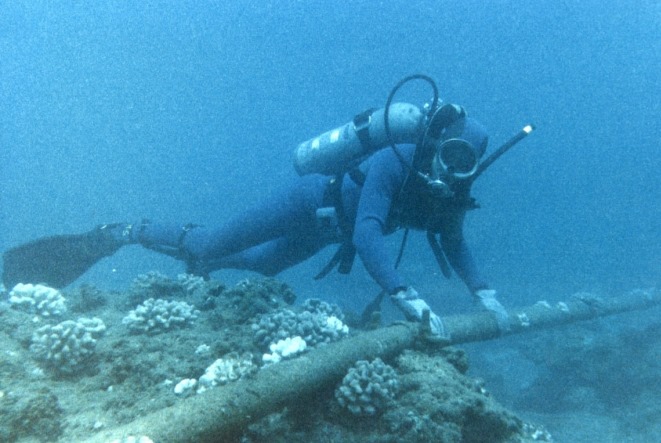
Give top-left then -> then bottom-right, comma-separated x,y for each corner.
0,273 -> 658,443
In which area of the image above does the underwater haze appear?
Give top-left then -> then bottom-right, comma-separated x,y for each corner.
1,0 -> 659,441
1,0 -> 658,302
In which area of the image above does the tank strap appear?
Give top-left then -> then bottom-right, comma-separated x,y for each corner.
352,108 -> 376,153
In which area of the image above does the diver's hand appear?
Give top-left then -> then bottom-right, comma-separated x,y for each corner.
474,289 -> 510,333
391,287 -> 446,337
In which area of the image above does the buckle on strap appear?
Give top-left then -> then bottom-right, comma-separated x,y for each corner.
353,108 -> 376,152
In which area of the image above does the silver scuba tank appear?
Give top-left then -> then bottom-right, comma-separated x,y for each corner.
293,102 -> 425,176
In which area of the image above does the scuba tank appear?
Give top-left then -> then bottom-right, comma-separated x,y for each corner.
294,74 -> 534,181
293,102 -> 425,176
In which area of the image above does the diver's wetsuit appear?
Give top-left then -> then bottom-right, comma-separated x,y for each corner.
138,144 -> 486,295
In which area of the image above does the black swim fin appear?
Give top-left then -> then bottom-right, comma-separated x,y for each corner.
2,225 -> 124,289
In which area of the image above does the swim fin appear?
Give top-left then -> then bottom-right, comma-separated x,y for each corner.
2,225 -> 123,289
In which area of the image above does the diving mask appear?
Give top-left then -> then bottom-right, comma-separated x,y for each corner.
433,137 -> 479,179
425,137 -> 481,198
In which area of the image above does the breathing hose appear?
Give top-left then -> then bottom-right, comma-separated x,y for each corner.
383,74 -> 439,177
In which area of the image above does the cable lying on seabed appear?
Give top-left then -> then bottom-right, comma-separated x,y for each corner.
83,288 -> 660,443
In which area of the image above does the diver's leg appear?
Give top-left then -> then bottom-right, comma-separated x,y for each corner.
136,174 -> 329,268
211,234 -> 331,276
189,174 -> 328,260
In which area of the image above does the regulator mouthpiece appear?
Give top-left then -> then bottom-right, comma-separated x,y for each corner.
425,178 -> 455,199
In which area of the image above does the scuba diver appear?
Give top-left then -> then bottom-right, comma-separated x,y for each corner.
3,75 -> 533,337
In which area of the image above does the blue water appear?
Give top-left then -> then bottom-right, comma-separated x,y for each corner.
1,0 -> 659,439
1,1 -> 658,300
3,0 -> 658,306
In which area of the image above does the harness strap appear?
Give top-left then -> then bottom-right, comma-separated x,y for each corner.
348,167 -> 366,186
314,241 -> 356,280
394,228 -> 409,269
314,177 -> 357,279
323,177 -> 352,235
426,231 -> 452,279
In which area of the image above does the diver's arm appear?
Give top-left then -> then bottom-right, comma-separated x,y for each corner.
441,211 -> 510,331
351,149 -> 409,294
439,211 -> 488,293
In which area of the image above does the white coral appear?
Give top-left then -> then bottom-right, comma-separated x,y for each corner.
177,273 -> 206,295
197,352 -> 256,393
30,317 -> 106,374
335,358 -> 399,416
262,336 -> 307,364
9,283 -> 67,317
252,299 -> 349,350
122,298 -> 200,334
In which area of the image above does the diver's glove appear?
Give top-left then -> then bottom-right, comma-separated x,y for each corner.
391,287 -> 446,337
474,288 -> 510,333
